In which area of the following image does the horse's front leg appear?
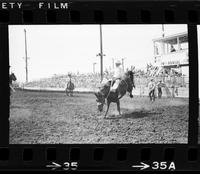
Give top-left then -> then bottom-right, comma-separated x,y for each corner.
116,100 -> 121,115
104,100 -> 111,118
10,84 -> 15,92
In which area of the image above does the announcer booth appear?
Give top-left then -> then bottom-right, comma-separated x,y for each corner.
153,32 -> 189,87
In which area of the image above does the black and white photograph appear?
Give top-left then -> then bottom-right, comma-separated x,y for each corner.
9,24 -> 189,144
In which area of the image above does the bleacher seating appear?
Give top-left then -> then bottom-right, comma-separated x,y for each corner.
23,70 -> 188,90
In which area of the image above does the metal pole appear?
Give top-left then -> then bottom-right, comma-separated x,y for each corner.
93,63 -> 96,74
112,58 -> 114,70
24,29 -> 28,83
122,58 -> 125,71
162,24 -> 165,38
100,24 -> 103,81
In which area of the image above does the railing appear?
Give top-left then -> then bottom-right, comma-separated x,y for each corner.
134,75 -> 189,88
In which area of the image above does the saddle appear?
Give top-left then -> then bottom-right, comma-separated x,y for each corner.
110,78 -> 121,87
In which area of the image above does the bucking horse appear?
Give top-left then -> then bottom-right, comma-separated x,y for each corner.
94,71 -> 135,118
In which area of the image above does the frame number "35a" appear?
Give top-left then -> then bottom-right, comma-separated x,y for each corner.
152,161 -> 175,170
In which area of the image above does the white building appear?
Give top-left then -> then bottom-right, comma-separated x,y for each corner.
152,32 -> 189,85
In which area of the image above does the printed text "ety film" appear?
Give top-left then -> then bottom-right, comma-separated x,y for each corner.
0,2 -> 69,9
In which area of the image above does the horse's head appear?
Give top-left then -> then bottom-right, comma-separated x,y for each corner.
94,91 -> 105,112
125,71 -> 135,97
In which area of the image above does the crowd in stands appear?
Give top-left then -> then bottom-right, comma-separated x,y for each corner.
25,73 -> 102,90
23,65 -> 188,90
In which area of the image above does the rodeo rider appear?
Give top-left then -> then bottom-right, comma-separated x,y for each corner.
110,60 -> 125,92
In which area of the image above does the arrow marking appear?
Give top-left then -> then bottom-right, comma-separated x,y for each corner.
132,162 -> 150,170
46,162 -> 62,170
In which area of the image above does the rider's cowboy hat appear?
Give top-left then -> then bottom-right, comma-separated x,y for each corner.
115,60 -> 121,65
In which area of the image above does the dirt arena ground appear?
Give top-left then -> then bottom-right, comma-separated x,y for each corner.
10,90 -> 189,144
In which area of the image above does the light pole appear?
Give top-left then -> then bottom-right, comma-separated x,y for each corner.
96,24 -> 106,82
121,58 -> 125,71
23,29 -> 30,83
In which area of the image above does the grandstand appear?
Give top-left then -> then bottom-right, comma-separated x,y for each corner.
152,32 -> 189,87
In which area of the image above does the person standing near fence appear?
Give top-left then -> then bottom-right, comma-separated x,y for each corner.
148,78 -> 156,102
171,84 -> 175,98
157,80 -> 165,99
171,73 -> 177,98
175,86 -> 178,96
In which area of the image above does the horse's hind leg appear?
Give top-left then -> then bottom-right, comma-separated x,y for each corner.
117,100 -> 121,115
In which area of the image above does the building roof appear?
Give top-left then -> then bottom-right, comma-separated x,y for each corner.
152,32 -> 188,43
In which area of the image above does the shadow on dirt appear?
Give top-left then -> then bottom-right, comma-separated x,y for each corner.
106,110 -> 161,120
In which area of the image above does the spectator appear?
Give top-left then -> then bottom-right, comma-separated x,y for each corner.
175,86 -> 178,96
170,45 -> 176,52
171,84 -> 175,98
157,80 -> 165,99
148,78 -> 156,102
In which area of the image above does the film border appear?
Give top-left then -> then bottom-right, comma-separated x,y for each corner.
0,0 -> 199,171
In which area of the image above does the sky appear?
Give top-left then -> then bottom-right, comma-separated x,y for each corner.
9,24 -> 187,82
